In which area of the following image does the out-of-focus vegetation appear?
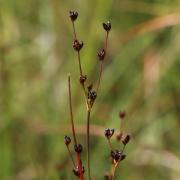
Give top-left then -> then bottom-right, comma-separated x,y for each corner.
0,0 -> 180,179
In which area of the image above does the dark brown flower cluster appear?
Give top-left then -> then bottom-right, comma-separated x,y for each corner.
104,111 -> 131,179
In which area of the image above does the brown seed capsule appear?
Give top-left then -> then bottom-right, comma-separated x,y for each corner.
69,11 -> 78,21
98,49 -> 106,61
73,40 -> 84,51
79,75 -> 87,84
119,110 -> 126,119
103,21 -> 111,31
105,128 -> 111,138
88,90 -> 97,101
64,136 -> 71,146
116,132 -> 123,141
120,154 -> 126,161
121,133 -> 131,145
104,128 -> 115,139
74,144 -> 83,153
111,150 -> 122,163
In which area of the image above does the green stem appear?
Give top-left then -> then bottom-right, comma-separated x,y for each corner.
87,110 -> 91,180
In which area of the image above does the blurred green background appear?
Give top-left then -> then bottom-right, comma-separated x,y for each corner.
0,0 -> 180,179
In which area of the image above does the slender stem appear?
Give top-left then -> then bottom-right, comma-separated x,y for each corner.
77,50 -> 88,109
87,110 -> 91,180
122,144 -> 126,153
67,146 -> 75,167
77,51 -> 89,108
111,163 -> 118,180
108,139 -> 113,151
68,75 -> 84,180
105,32 -> 109,50
96,61 -> 103,93
71,21 -> 84,78
71,20 -> 90,180
77,153 -> 84,180
71,20 -> 88,106
120,118 -> 123,133
77,51 -> 83,77
68,75 -> 77,145
72,21 -> 77,40
96,31 -> 109,93
120,123 -> 122,133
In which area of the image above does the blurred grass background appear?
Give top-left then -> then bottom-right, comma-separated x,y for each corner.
0,0 -> 180,179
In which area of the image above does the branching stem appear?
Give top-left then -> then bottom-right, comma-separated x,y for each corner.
111,144 -> 126,179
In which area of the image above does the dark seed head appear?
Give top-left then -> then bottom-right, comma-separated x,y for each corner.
88,90 -> 97,101
121,133 -> 131,145
105,128 -> 111,138
74,144 -> 83,153
79,75 -> 87,84
64,135 -> 71,146
119,110 -> 126,119
69,10 -> 78,21
73,166 -> 85,177
73,40 -> 84,51
98,49 -> 106,61
87,84 -> 93,92
103,21 -> 111,32
111,150 -> 122,163
120,154 -> 126,161
104,128 -> 115,139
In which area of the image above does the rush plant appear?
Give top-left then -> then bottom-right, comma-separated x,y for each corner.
64,10 -> 131,180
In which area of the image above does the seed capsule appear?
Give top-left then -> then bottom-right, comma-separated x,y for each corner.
64,136 -> 71,146
120,154 -> 126,161
104,128 -> 115,139
88,90 -> 97,101
69,11 -> 78,21
111,150 -> 122,163
73,40 -> 84,51
103,21 -> 111,32
119,110 -> 126,119
116,132 -> 123,141
121,133 -> 131,145
74,144 -> 83,153
98,49 -> 106,61
79,75 -> 87,84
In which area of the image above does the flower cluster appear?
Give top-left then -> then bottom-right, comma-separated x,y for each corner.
104,111 -> 131,179
64,10 -> 130,180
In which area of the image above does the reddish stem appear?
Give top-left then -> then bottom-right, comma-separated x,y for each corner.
77,153 -> 84,180
68,75 -> 77,145
68,75 -> 84,180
